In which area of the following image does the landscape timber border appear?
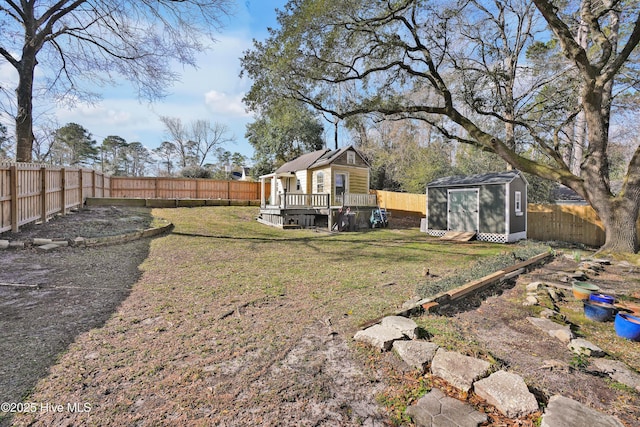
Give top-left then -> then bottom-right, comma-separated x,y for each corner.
360,251 -> 554,329
0,219 -> 174,250
403,252 -> 554,316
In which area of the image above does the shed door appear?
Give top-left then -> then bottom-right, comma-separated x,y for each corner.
448,189 -> 479,232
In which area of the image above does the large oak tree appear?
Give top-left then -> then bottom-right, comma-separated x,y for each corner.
242,0 -> 640,254
1,0 -> 232,162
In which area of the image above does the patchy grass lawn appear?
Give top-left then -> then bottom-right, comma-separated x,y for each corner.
12,206 -> 508,426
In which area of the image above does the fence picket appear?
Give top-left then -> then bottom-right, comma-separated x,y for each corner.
0,164 -> 110,233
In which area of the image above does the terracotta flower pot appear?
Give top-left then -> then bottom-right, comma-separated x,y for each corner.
619,302 -> 640,315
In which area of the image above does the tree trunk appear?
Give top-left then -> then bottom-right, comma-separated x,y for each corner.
16,44 -> 37,162
15,57 -> 36,162
596,197 -> 639,254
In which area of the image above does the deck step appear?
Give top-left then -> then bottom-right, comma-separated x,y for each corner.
282,224 -> 302,229
440,231 -> 476,241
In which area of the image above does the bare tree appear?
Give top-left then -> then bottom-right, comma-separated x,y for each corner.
160,116 -> 195,168
0,0 -> 233,162
161,116 -> 235,169
153,141 -> 178,176
190,120 -> 235,167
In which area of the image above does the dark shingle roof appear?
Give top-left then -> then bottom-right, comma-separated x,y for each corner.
427,170 -> 523,188
274,146 -> 367,173
311,146 -> 354,168
275,149 -> 331,173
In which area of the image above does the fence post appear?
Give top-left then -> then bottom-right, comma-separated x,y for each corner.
60,168 -> 66,215
41,166 -> 47,223
92,170 -> 96,197
10,165 -> 18,232
78,168 -> 84,205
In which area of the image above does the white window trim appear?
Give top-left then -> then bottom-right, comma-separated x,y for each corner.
347,151 -> 356,164
515,191 -> 523,216
316,171 -> 325,193
334,172 -> 349,195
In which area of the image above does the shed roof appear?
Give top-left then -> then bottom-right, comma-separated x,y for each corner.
427,170 -> 524,188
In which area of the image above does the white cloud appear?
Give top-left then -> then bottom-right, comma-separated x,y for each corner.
204,90 -> 250,117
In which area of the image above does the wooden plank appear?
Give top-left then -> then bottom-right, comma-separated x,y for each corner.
440,231 -> 476,241
40,166 -> 47,223
10,165 -> 18,232
446,270 -> 506,300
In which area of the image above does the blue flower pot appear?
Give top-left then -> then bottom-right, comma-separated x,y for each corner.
614,313 -> 640,341
583,301 -> 616,322
589,293 -> 615,305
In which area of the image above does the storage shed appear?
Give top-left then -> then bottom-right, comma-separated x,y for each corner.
425,170 -> 527,243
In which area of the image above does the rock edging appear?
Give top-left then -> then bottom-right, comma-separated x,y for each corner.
354,314 -> 628,427
0,220 -> 173,250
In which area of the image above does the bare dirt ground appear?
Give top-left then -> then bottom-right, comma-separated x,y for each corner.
1,207 -> 388,427
0,208 -> 154,426
1,207 -> 639,426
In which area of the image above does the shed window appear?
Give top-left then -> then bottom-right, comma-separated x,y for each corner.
347,151 -> 356,164
515,191 -> 523,216
316,172 -> 324,193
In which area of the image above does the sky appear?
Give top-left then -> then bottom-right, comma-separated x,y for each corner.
3,0 -> 289,165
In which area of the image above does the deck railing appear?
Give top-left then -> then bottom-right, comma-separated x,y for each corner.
274,193 -> 330,209
335,193 -> 378,207
266,192 -> 378,209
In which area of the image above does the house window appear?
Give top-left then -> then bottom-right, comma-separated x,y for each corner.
515,191 -> 523,216
296,179 -> 301,191
347,151 -> 355,164
335,173 -> 347,196
316,172 -> 324,193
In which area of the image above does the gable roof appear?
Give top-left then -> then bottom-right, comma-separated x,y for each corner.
427,170 -> 524,188
274,145 -> 367,173
275,149 -> 331,173
311,146 -> 368,168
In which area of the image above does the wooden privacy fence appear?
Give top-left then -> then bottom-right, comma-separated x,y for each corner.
109,176 -> 265,200
370,191 -> 635,248
373,190 -> 427,215
527,203 -> 613,248
1,163 -> 110,233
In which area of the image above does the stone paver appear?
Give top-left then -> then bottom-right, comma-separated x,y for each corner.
405,388 -> 487,427
568,338 -> 604,357
393,340 -> 439,372
354,324 -> 405,351
473,370 -> 538,418
591,358 -> 640,392
33,238 -> 53,245
36,243 -> 60,251
430,349 -> 491,392
381,315 -> 419,339
540,395 -> 625,427
526,317 -> 574,341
